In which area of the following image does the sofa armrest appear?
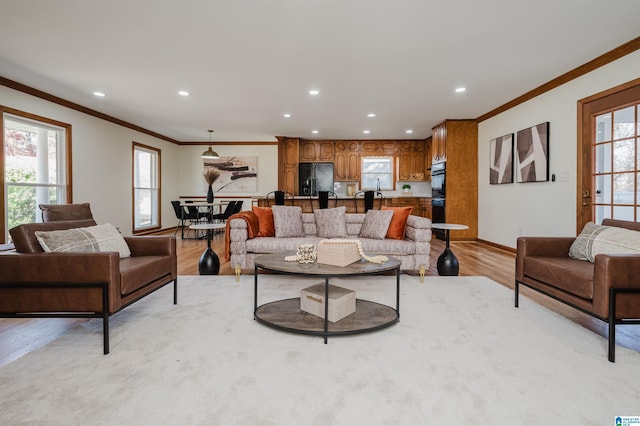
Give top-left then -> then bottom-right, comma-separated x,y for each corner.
0,252 -> 121,310
404,215 -> 432,242
125,236 -> 177,278
229,218 -> 249,242
124,236 -> 175,256
592,254 -> 640,318
516,236 -> 575,281
0,252 -> 120,284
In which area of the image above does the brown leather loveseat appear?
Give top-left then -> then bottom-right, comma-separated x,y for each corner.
0,212 -> 177,354
515,218 -> 640,362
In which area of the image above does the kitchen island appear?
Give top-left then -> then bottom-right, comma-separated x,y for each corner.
254,195 -> 431,218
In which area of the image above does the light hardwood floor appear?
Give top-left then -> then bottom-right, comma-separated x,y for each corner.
1,229 -> 639,366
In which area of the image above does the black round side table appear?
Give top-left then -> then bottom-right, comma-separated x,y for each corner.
432,223 -> 468,276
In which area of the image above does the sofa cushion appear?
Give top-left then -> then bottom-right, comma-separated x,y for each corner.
314,206 -> 347,238
272,206 -> 305,238
39,203 -> 94,222
246,236 -> 324,254
382,206 -> 413,240
252,206 -> 275,237
358,238 -> 416,256
524,256 -> 594,299
570,221 -> 640,262
35,223 -> 131,258
10,219 -> 98,253
119,255 -> 171,295
358,209 -> 393,240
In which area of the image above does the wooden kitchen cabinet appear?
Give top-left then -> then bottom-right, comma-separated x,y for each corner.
360,140 -> 398,154
397,141 -> 426,181
390,197 -> 431,218
425,136 -> 432,180
334,141 -> 360,181
278,136 -> 300,194
421,198 -> 432,219
300,140 -> 334,161
432,123 -> 447,163
431,120 -> 477,239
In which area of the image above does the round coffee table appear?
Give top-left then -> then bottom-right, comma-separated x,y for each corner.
253,252 -> 401,343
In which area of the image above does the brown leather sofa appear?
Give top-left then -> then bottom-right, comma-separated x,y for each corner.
0,217 -> 177,354
516,218 -> 640,362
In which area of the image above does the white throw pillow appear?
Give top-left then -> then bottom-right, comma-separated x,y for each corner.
590,226 -> 640,261
569,221 -> 640,262
35,223 -> 131,258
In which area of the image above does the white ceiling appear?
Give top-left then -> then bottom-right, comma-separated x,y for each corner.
1,1 -> 639,143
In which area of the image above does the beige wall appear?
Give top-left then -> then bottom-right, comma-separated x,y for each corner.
1,85 -> 280,235
1,85 -> 177,235
478,50 -> 640,248
177,145 -> 279,208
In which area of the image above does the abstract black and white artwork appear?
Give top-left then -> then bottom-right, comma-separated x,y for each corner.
204,156 -> 257,193
516,122 -> 549,183
489,133 -> 514,184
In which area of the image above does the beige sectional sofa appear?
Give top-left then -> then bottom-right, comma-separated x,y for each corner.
228,207 -> 432,272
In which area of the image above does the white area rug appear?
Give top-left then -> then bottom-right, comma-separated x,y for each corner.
1,274 -> 639,425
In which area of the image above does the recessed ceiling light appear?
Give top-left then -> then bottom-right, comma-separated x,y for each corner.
309,89 -> 319,96
367,113 -> 376,118
178,90 -> 190,96
283,113 -> 292,118
311,130 -> 319,134
455,87 -> 466,93
405,129 -> 413,134
93,91 -> 106,97
363,130 -> 370,134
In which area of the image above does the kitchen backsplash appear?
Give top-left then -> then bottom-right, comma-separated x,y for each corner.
334,181 -> 431,197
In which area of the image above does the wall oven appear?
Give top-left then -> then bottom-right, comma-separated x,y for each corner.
431,161 -> 446,240
431,161 -> 445,199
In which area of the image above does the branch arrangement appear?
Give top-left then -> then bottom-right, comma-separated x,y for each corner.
203,167 -> 221,185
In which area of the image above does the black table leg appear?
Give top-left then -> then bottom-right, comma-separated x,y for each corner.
436,229 -> 459,276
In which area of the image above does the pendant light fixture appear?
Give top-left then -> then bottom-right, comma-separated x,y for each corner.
201,130 -> 219,159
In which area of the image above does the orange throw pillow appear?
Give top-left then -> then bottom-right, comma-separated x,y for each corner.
252,206 -> 275,237
381,206 -> 413,240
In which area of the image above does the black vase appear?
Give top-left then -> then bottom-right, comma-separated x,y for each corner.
206,185 -> 214,203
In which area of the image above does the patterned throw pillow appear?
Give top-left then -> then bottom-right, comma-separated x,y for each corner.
358,209 -> 394,240
271,205 -> 305,238
381,206 -> 413,240
35,223 -> 131,258
569,221 -> 640,262
252,206 -> 275,237
314,206 -> 347,238
569,221 -> 601,260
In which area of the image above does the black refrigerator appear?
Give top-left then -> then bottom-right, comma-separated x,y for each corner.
298,162 -> 334,196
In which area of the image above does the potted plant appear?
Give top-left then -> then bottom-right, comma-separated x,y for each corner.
402,184 -> 411,193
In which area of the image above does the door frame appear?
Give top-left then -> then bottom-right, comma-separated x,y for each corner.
576,77 -> 640,233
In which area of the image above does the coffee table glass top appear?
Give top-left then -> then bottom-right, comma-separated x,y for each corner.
254,252 -> 401,275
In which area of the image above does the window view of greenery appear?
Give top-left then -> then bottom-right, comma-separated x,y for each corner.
4,116 -> 65,239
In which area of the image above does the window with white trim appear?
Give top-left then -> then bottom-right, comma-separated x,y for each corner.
2,110 -> 70,242
133,142 -> 160,232
361,156 -> 394,190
